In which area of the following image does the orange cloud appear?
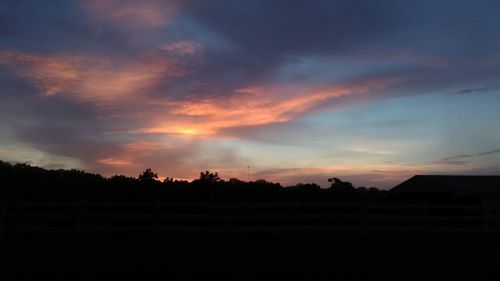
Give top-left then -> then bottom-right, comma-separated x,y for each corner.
141,87 -> 344,135
93,138 -> 245,181
97,142 -> 169,168
0,51 -> 178,102
97,158 -> 131,166
140,77 -> 401,136
0,50 -> 403,142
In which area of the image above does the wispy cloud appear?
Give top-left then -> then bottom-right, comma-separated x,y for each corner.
0,51 -> 180,102
136,76 -> 403,136
434,148 -> 500,166
162,41 -> 204,55
454,86 -> 500,95
477,149 -> 500,156
440,154 -> 474,162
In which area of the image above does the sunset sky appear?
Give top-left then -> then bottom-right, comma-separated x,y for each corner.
1,0 -> 499,188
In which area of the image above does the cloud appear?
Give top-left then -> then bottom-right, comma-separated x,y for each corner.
440,154 -> 474,162
1,0 -> 500,188
0,143 -> 84,170
180,0 -> 405,57
434,148 -> 500,166
0,51 -> 180,102
135,75 -> 403,136
162,41 -> 204,55
432,160 -> 470,166
93,138 -> 246,180
454,86 -> 500,95
477,149 -> 500,156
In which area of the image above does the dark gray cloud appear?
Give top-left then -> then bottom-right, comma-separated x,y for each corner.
0,95 -> 109,162
455,86 -> 500,95
440,154 -> 474,162
163,0 -> 405,98
171,0 -> 500,96
0,1 -> 141,58
435,148 -> 500,165
182,0 -> 403,55
477,149 -> 500,157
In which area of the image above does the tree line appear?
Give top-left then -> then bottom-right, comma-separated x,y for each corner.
0,160 -> 383,202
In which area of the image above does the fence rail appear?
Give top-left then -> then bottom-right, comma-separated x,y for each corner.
1,200 -> 499,237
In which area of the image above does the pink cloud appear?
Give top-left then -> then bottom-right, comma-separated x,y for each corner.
93,139 -> 245,181
0,51 -> 180,102
162,41 -> 204,55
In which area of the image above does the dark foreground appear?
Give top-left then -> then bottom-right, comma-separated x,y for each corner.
2,164 -> 500,279
2,233 -> 500,281
2,199 -> 500,280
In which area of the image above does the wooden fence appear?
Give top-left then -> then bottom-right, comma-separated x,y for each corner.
1,200 -> 499,238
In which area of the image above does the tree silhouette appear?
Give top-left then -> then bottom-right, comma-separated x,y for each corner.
138,168 -> 158,182
198,170 -> 221,184
288,183 -> 321,191
328,177 -> 355,193
163,177 -> 174,183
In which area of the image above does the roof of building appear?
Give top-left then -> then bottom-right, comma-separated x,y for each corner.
390,175 -> 500,196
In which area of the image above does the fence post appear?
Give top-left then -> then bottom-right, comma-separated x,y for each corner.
423,202 -> 430,238
0,200 -> 6,239
225,202 -> 232,233
293,200 -> 300,230
78,200 -> 86,234
482,202 -> 491,237
153,200 -> 161,241
359,202 -> 366,238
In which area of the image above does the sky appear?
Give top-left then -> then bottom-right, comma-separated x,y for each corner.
0,0 -> 499,188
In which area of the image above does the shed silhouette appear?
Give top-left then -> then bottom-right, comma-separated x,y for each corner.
390,175 -> 500,204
